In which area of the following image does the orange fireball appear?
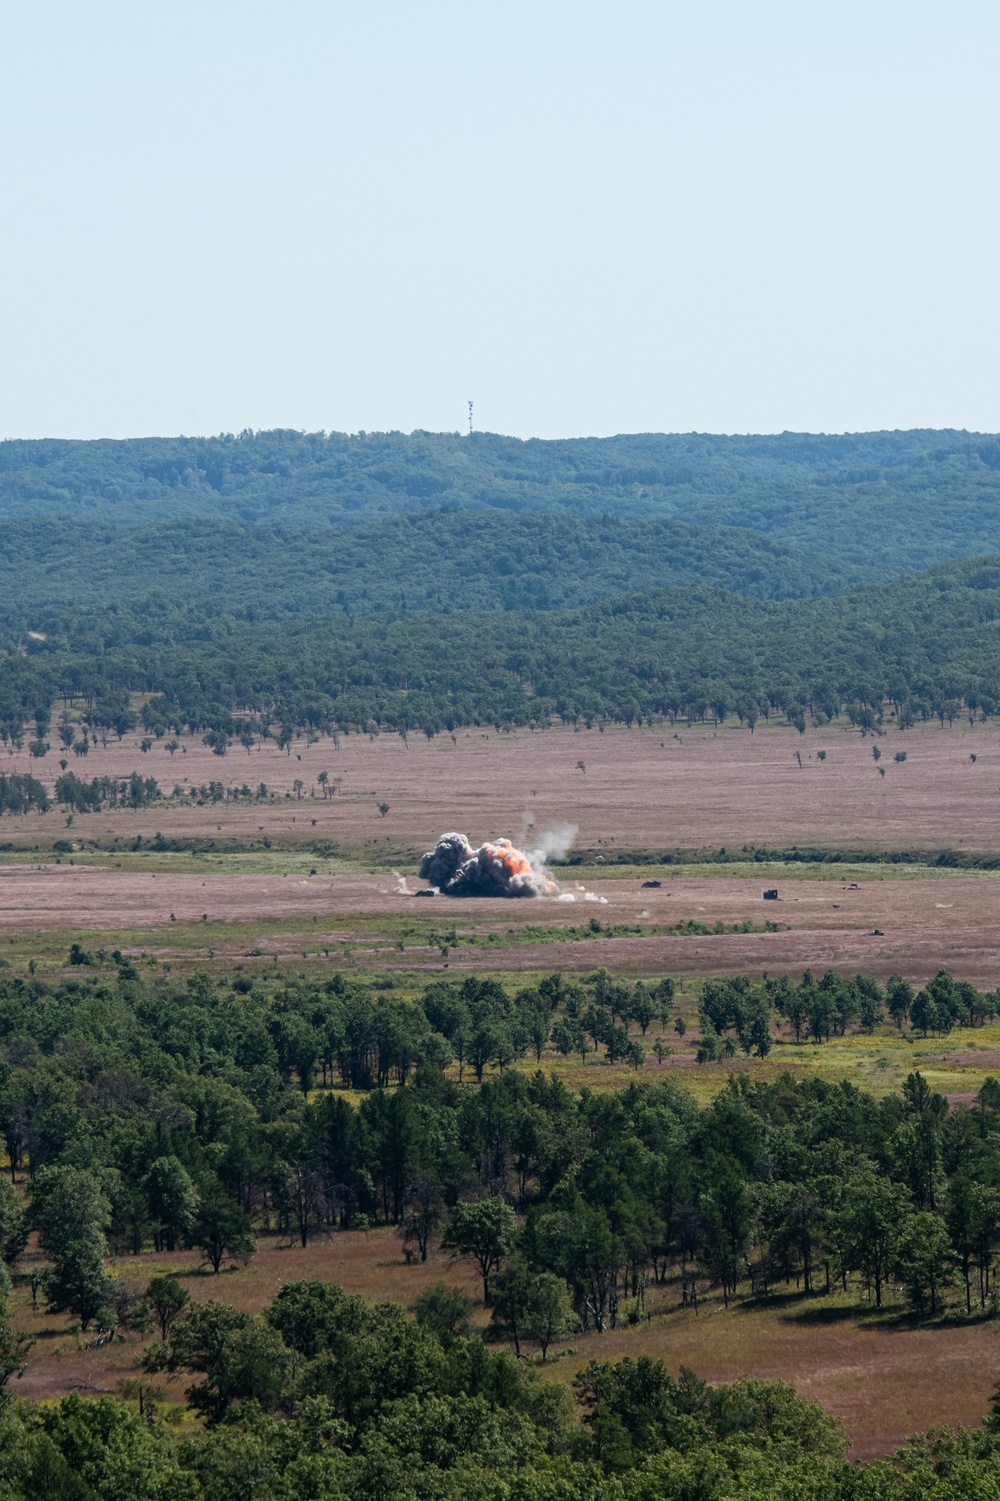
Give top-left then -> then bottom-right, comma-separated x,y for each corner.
419,831 -> 559,896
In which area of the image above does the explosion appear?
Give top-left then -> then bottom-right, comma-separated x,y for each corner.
418,831 -> 561,898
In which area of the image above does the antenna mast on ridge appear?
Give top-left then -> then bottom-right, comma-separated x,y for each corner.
468,400 -> 474,435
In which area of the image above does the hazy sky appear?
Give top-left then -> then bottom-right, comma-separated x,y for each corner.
1,1 -> 998,440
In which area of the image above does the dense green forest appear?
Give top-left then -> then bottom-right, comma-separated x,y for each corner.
0,960 -> 997,1322
0,961 -> 999,1494
1,427 -> 1000,748
0,557 -> 997,744
3,427 -> 1000,581
0,510 -> 862,619
4,428 -> 1000,580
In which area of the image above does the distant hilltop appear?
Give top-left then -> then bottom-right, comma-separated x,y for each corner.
1,428 -> 1000,747
0,428 -> 998,581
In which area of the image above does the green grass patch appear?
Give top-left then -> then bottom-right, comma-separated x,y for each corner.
9,848 -> 404,877
417,917 -> 787,953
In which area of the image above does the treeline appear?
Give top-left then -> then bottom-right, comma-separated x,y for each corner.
0,963 -> 999,1491
54,772 -> 160,812
0,775 -> 48,816
4,557 -> 1000,738
697,969 -> 993,1054
590,844 -> 1000,871
2,963 -> 1000,1324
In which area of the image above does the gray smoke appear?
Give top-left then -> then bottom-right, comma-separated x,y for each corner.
529,823 -> 578,864
418,832 -> 560,898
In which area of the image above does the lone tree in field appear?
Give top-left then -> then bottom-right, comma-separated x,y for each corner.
442,1197 -> 516,1303
523,1270 -> 576,1359
145,1275 -> 190,1340
192,1181 -> 256,1274
398,1174 -> 445,1262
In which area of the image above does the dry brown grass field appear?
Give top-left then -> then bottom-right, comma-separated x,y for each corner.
9,1227 -> 999,1460
1,717 -> 999,855
1,864 -> 999,994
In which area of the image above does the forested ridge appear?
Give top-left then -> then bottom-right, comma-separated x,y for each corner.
5,429 -> 1000,577
0,961 -> 999,1494
4,427 -> 1000,577
0,510 -> 862,618
0,557 -> 997,745
0,427 -> 999,747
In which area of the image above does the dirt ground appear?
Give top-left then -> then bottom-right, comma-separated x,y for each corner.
553,1294 -> 1000,1462
3,718 -> 1000,855
2,862 -> 999,992
9,1228 -> 998,1461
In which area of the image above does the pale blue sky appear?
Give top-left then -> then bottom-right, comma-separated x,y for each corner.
1,1 -> 998,440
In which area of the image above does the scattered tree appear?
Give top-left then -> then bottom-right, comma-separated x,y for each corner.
442,1197 -> 516,1303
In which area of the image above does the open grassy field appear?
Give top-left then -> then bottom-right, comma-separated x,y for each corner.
3,716 -> 999,996
1,717 -> 999,856
3,715 -> 999,992
9,1225 -> 1000,1461
1,861 -> 999,994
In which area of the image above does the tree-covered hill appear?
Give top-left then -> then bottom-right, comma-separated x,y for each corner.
3,427 -> 1000,576
0,509 -> 861,621
4,429 -> 1000,740
4,557 -> 1000,738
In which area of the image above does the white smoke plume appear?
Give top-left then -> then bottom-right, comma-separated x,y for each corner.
529,823 -> 578,864
418,830 -> 570,898
557,883 -> 608,906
